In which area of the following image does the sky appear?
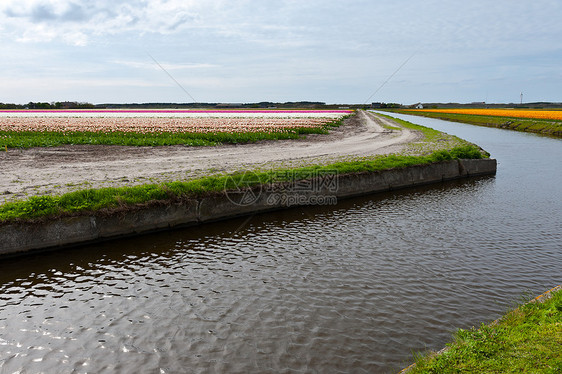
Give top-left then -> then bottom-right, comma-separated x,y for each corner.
1,0 -> 561,105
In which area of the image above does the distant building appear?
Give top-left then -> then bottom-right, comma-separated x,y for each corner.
216,103 -> 243,108
416,103 -> 424,109
59,101 -> 77,109
371,102 -> 382,109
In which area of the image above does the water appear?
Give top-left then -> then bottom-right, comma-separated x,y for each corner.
1,114 -> 560,373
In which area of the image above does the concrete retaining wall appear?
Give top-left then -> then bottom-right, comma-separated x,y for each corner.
0,158 -> 496,256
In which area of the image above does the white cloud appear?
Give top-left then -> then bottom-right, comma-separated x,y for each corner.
3,76 -> 171,89
1,0 -> 561,103
0,0 -> 207,45
112,60 -> 219,70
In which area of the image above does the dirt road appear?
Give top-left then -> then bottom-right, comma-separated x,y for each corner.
0,111 -> 421,203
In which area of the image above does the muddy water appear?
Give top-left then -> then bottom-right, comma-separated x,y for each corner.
0,115 -> 560,373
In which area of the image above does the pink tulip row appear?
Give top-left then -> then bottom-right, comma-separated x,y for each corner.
0,117 -> 336,134
2,109 -> 352,114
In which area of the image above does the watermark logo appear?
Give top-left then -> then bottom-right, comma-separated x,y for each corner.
265,193 -> 338,206
225,169 -> 339,207
224,171 -> 263,206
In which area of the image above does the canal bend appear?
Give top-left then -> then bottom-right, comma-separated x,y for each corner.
0,112 -> 560,373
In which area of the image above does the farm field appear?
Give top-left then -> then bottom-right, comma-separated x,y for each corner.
0,110 -> 489,221
0,111 -> 434,205
404,108 -> 562,121
396,109 -> 562,137
0,109 -> 352,148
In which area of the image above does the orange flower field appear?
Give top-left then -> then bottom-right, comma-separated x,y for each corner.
405,109 -> 562,121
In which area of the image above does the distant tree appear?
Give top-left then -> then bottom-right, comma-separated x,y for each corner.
0,102 -> 22,109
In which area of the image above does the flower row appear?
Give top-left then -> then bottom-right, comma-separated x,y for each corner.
0,110 -> 352,119
407,109 -> 562,121
0,117 -> 336,134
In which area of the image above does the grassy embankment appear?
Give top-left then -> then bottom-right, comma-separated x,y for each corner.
387,110 -> 562,138
0,116 -> 350,148
404,286 -> 562,373
374,113 -> 482,156
0,114 -> 488,223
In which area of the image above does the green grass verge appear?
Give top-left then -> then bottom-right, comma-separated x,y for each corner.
373,112 -> 490,158
408,287 -> 562,373
0,115 -> 351,148
377,113 -> 451,141
386,110 -> 562,138
0,144 -> 484,223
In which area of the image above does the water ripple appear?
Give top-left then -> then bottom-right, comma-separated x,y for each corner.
1,124 -> 561,372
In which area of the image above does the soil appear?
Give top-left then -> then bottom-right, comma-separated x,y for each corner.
0,111 -> 422,203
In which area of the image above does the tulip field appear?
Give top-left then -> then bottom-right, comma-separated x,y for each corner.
397,108 -> 562,137
404,108 -> 562,121
0,109 -> 353,148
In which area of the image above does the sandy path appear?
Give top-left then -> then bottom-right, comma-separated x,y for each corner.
0,111 -> 421,202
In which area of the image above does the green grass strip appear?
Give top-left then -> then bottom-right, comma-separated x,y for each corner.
386,110 -> 562,138
376,112 -> 452,141
0,145 -> 484,223
409,288 -> 562,373
372,112 -> 490,158
0,115 -> 351,149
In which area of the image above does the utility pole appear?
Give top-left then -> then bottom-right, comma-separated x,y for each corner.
520,92 -> 523,105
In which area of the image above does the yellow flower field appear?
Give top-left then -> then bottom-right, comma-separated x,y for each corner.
405,109 -> 562,121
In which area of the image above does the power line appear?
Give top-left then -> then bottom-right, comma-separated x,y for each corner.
146,51 -> 199,104
363,52 -> 416,105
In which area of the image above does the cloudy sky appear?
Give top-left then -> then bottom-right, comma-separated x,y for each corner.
1,0 -> 561,105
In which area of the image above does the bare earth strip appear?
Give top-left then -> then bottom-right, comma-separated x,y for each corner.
0,111 -> 421,203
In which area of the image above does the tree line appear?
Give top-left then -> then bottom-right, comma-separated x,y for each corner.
0,102 -> 95,109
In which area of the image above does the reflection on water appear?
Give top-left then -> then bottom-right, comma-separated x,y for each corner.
0,116 -> 561,373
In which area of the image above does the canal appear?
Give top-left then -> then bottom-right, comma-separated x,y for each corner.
0,113 -> 560,373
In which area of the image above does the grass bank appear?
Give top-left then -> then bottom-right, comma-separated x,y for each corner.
0,116 -> 351,149
386,110 -> 562,138
404,286 -> 562,373
373,112 -> 489,157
